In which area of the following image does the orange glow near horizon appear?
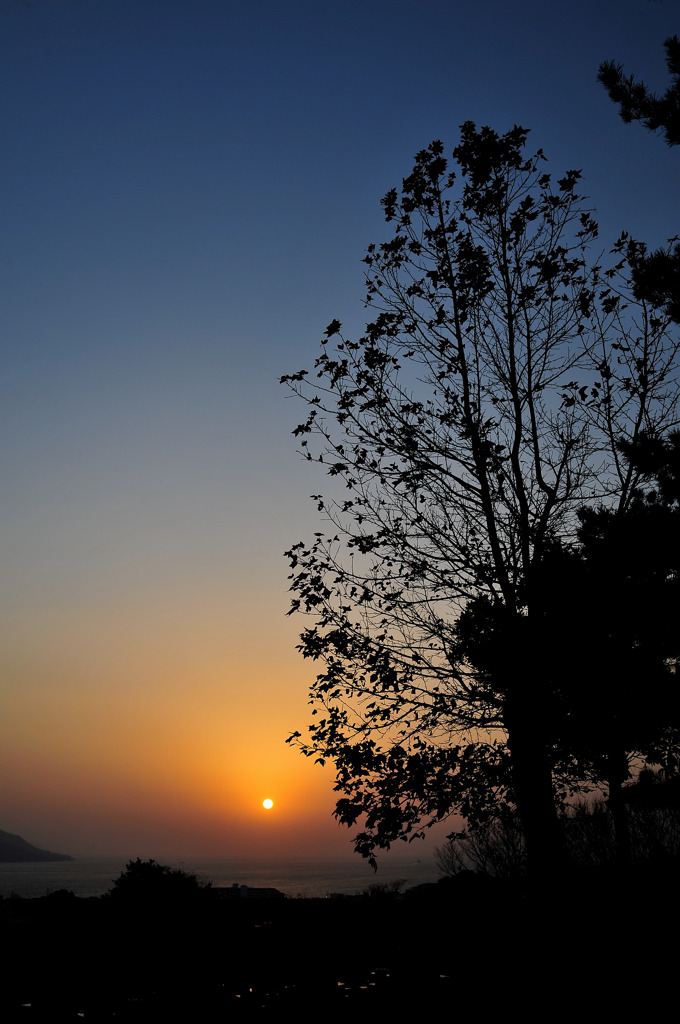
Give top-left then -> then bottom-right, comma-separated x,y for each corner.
0,577 -> 355,859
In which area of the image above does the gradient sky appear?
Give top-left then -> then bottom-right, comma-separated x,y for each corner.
1,0 -> 678,861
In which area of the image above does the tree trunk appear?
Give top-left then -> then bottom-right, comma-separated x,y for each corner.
504,698 -> 566,877
607,746 -> 632,866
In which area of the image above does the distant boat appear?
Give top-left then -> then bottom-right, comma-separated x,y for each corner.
0,828 -> 72,863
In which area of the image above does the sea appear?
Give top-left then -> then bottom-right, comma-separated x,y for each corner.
0,853 -> 442,900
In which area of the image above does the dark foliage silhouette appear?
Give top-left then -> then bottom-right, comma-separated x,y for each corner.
282,123 -> 680,871
599,36 -> 680,322
107,857 -> 212,907
598,35 -> 680,147
624,243 -> 680,325
566,432 -> 680,858
579,433 -> 680,849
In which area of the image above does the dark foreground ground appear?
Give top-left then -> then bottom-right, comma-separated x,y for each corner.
1,864 -> 678,1022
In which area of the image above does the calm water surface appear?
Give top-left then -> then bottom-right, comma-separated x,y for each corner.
0,854 -> 441,899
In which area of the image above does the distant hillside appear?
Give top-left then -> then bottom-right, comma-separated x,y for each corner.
0,829 -> 73,863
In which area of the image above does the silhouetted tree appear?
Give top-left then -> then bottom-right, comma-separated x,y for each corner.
282,124 -> 680,872
598,36 -> 680,322
107,858 -> 211,907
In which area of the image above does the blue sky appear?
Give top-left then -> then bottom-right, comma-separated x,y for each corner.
1,0 -> 678,860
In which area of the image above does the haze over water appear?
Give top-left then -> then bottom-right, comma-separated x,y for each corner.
0,855 -> 440,901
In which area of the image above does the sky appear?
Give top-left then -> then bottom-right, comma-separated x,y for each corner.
1,0 -> 678,862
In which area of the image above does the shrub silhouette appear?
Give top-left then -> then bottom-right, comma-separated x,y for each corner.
107,858 -> 212,908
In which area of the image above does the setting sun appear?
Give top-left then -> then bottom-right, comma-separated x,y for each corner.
262,798 -> 274,810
